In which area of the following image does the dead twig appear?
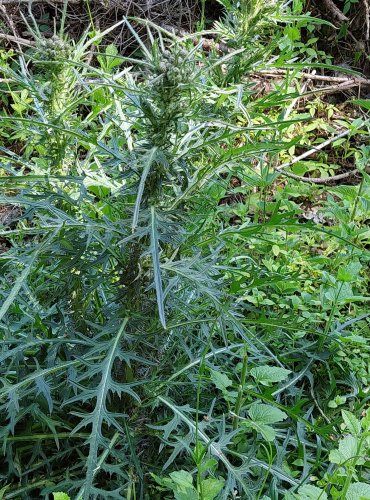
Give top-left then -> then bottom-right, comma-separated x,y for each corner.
363,0 -> 370,41
322,0 -> 349,22
277,168 -> 357,184
0,32 -> 36,47
0,0 -> 79,3
274,129 -> 357,184
276,130 -> 351,172
255,69 -> 370,85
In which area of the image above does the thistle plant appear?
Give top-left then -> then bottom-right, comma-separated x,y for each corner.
1,9 -> 369,500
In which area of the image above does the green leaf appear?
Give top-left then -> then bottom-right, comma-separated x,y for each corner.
53,493 -> 71,500
169,470 -> 194,488
250,365 -> 291,386
132,147 -> 157,231
0,486 -> 10,500
244,421 -> 276,442
352,99 -> 370,110
245,403 -> 288,442
168,471 -> 197,500
329,435 -> 365,465
337,261 -> 362,282
341,410 -> 361,436
361,409 -> 370,431
296,484 -> 328,500
248,403 -> 288,425
202,477 -> 225,500
76,319 -> 133,499
346,482 -> 370,500
209,369 -> 233,393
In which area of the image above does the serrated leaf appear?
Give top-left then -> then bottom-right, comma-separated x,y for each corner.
169,470 -> 193,488
77,318 -> 130,499
250,365 -> 291,386
209,369 -> 232,393
202,477 -> 225,500
346,482 -> 370,500
245,403 -> 288,442
329,435 -> 365,465
53,493 -> 71,500
244,420 -> 276,442
248,403 -> 288,424
132,147 -> 157,231
297,484 -> 328,500
341,410 -> 361,436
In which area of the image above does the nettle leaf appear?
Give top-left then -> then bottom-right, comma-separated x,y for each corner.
341,410 -> 361,436
296,484 -> 328,500
202,477 -> 225,500
209,369 -> 233,393
244,403 -> 288,442
250,365 -> 291,386
169,471 -> 197,500
329,435 -> 365,466
53,493 -> 71,500
346,482 -> 370,500
248,403 -> 288,425
337,261 -> 362,283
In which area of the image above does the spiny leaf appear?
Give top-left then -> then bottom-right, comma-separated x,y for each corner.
132,147 -> 157,231
78,318 -> 130,499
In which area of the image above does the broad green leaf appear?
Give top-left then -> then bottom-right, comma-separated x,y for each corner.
248,403 -> 288,425
341,410 -> 361,436
202,477 -> 225,500
169,470 -> 194,488
337,261 -> 362,283
209,369 -> 233,393
297,484 -> 328,500
250,366 -> 291,386
53,494 -> 71,500
346,482 -> 370,500
167,471 -> 197,500
245,403 -> 288,442
329,435 -> 365,465
244,421 -> 276,442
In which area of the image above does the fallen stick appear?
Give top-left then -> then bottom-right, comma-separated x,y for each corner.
0,32 -> 36,47
277,168 -> 357,184
0,0 -> 79,3
322,0 -> 349,22
254,69 -> 370,85
276,129 -> 351,172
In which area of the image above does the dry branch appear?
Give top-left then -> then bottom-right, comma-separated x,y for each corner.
255,69 -> 370,85
278,169 -> 357,184
0,32 -> 35,46
276,130 -> 351,172
322,0 -> 349,22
